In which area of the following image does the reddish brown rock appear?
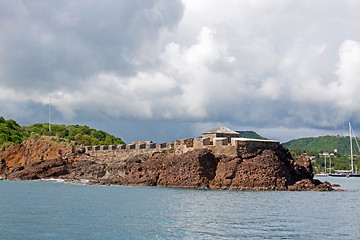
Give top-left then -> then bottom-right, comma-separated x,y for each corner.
6,158 -> 69,180
1,137 -> 333,191
156,149 -> 217,188
288,179 -> 332,191
211,149 -> 293,190
294,155 -> 314,180
64,150 -> 218,189
0,136 -> 73,173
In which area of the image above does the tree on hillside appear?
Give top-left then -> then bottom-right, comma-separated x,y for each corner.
0,116 -> 125,149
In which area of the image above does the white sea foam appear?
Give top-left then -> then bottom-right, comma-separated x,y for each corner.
39,178 -> 65,183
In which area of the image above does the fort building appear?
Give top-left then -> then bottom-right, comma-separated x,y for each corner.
201,126 -> 240,143
84,126 -> 280,159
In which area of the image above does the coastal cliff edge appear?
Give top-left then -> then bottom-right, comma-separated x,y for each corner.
0,137 -> 333,191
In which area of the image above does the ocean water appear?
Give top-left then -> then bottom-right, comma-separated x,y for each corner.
0,178 -> 359,239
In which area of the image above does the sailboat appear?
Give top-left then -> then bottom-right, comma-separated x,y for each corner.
330,122 -> 360,177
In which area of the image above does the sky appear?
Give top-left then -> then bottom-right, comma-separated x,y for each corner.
1,0 -> 360,143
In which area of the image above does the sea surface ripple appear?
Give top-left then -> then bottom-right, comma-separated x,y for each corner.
0,177 -> 359,239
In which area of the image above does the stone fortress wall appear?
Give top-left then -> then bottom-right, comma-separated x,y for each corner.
84,136 -> 280,160
174,137 -> 280,156
84,142 -> 174,161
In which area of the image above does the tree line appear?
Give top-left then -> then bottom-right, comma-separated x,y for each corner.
0,116 -> 125,149
283,135 -> 360,155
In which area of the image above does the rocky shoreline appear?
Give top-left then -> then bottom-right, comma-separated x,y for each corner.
0,137 -> 335,191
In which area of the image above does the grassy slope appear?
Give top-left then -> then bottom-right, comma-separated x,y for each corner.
283,135 -> 360,173
236,131 -> 268,140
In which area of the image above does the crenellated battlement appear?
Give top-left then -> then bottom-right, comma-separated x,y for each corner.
84,135 -> 280,160
83,126 -> 280,160
173,137 -> 280,157
85,142 -> 174,152
84,142 -> 174,160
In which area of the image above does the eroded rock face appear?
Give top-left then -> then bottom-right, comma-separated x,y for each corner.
211,149 -> 293,190
294,155 -> 314,180
0,136 -> 73,173
63,149 -> 218,189
6,158 -> 70,180
1,138 -> 333,191
288,179 -> 333,191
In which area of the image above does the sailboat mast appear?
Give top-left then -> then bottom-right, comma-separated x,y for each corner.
350,122 -> 354,174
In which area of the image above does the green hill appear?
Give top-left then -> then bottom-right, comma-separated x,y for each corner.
283,135 -> 359,155
0,116 -> 125,149
236,131 -> 268,140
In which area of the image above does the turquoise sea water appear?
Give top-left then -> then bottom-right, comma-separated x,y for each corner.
1,177 -> 360,239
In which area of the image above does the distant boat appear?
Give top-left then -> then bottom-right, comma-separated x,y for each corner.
329,173 -> 347,177
329,122 -> 360,177
315,173 -> 329,177
348,173 -> 360,177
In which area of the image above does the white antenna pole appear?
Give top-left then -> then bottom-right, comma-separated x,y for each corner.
351,125 -> 360,157
49,91 -> 51,136
350,122 -> 354,174
349,122 -> 360,175
329,156 -> 331,174
324,154 -> 326,173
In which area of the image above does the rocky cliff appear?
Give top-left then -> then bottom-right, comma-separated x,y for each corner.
0,137 -> 333,191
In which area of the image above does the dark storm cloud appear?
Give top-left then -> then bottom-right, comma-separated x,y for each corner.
0,0 -> 183,90
2,0 -> 360,143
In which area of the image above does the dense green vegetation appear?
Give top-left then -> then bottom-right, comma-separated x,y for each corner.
290,148 -> 360,174
0,116 -> 125,149
236,131 -> 268,140
283,135 -> 360,155
285,135 -> 360,173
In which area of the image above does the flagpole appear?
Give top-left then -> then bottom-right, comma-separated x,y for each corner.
49,91 -> 51,136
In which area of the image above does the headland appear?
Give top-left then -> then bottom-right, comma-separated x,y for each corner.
0,126 -> 333,191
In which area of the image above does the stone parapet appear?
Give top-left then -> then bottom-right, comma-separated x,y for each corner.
84,142 -> 174,161
84,137 -> 280,159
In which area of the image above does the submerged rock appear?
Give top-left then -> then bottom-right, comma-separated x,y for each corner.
288,179 -> 332,191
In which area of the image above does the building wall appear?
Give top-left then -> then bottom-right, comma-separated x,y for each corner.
173,138 -> 279,156
235,140 -> 279,155
202,133 -> 239,141
85,142 -> 174,161
84,138 -> 280,160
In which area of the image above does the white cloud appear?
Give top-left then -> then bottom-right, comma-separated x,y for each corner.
259,78 -> 281,100
332,40 -> 360,111
2,0 -> 360,142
